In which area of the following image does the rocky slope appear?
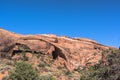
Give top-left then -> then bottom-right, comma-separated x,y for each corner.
0,29 -> 110,70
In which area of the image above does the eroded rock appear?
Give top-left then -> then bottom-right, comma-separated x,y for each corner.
0,29 -> 111,70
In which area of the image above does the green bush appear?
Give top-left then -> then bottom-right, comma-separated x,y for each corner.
65,70 -> 71,75
8,61 -> 40,80
22,52 -> 28,61
39,73 -> 56,80
38,62 -> 46,68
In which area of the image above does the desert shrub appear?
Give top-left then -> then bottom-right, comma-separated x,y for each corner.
80,49 -> 120,80
80,63 -> 106,80
65,70 -> 72,76
65,70 -> 71,75
8,61 -> 40,80
36,53 -> 42,58
38,62 -> 46,68
2,75 -> 8,80
22,52 -> 28,61
39,73 -> 56,80
38,61 -> 51,68
74,67 -> 81,73
57,66 -> 63,69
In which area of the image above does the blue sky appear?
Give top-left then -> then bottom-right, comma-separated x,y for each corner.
0,0 -> 120,48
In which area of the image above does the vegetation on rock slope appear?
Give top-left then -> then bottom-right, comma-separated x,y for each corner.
0,43 -> 120,80
1,29 -> 113,80
8,61 -> 40,80
80,49 -> 120,80
0,49 -> 120,80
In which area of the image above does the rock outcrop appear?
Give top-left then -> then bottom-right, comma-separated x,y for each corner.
0,29 -> 110,70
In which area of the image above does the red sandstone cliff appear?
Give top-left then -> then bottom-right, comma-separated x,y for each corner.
0,29 -> 110,71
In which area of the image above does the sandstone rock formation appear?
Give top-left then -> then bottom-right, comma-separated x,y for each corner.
0,29 -> 110,71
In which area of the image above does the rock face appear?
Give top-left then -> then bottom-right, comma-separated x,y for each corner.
0,29 -> 110,70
